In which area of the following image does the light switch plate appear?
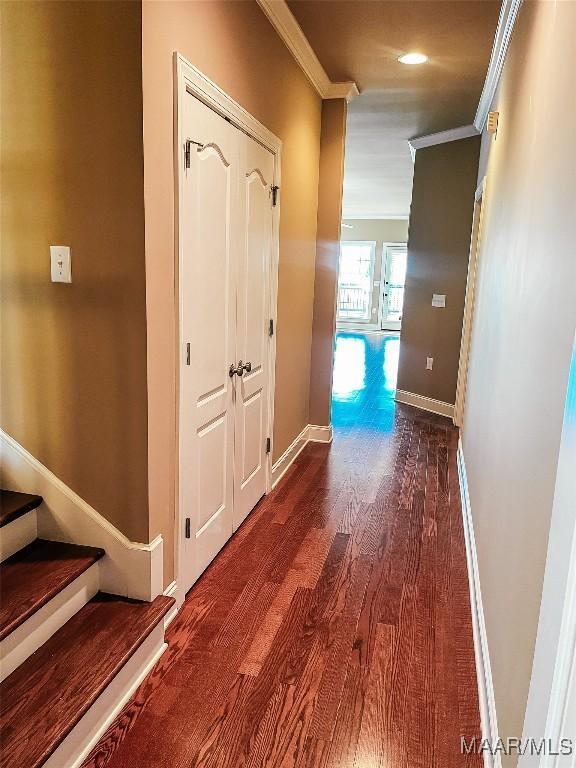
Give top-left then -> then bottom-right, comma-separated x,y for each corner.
432,293 -> 446,308
50,246 -> 72,283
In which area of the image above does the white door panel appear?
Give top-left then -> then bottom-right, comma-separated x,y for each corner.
233,137 -> 274,529
180,93 -> 238,593
180,89 -> 275,592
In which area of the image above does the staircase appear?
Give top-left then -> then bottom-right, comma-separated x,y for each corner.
0,489 -> 174,768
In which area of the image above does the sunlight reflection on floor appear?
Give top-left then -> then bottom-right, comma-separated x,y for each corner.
331,330 -> 400,434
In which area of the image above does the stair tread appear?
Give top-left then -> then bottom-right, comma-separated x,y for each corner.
0,538 -> 105,640
0,592 -> 173,768
0,489 -> 43,528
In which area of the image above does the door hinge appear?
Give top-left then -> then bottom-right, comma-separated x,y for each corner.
185,139 -> 204,169
186,342 -> 191,365
185,517 -> 191,539
266,437 -> 271,454
271,185 -> 279,207
269,318 -> 274,337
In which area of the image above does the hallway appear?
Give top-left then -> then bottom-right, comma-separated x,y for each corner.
84,332 -> 481,768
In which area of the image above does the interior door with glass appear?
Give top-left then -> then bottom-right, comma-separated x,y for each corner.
336,241 -> 377,327
380,244 -> 407,331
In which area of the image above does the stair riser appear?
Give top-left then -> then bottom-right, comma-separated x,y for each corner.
44,624 -> 167,768
0,508 -> 38,562
0,563 -> 100,682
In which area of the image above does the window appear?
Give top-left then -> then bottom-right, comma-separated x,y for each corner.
337,241 -> 376,323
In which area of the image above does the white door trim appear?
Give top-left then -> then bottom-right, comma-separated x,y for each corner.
454,178 -> 486,428
174,53 -> 281,604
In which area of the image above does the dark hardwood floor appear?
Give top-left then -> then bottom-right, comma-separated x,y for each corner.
84,332 -> 481,768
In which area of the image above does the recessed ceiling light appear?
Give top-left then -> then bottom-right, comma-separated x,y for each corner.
398,52 -> 428,65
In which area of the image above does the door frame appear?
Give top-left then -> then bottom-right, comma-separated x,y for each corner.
454,177 -> 486,428
378,241 -> 408,332
173,53 -> 282,601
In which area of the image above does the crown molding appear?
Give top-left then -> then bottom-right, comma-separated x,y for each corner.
474,0 -> 523,131
408,124 -> 480,161
255,0 -> 359,102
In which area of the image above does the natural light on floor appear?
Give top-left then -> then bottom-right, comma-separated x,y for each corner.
332,330 -> 400,433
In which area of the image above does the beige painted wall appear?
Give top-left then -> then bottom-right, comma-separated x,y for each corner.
341,218 -> 409,326
462,1 -> 576,758
0,1 -> 149,541
309,100 -> 347,427
341,219 -> 409,244
142,0 -> 322,584
397,137 -> 480,405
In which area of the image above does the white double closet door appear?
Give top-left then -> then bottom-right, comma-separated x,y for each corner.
180,91 -> 275,594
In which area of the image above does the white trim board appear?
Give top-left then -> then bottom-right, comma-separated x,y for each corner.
454,177 -> 486,429
475,0 -> 523,131
0,507 -> 37,562
0,429 -> 163,601
255,0 -> 358,101
395,389 -> 455,419
408,124 -> 480,161
0,563 -> 100,682
43,625 -> 167,768
458,439 -> 501,768
162,580 -> 181,622
271,423 -> 333,489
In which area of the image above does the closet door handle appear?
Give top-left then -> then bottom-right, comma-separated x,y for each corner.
229,361 -> 252,378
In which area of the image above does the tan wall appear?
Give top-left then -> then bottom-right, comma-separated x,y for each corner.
397,137 -> 480,405
462,1 -> 576,756
341,218 -> 409,324
0,1 -> 149,541
142,0 -> 322,584
341,219 -> 409,243
309,100 -> 347,427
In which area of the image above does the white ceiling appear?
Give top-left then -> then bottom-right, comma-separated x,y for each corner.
287,0 -> 501,218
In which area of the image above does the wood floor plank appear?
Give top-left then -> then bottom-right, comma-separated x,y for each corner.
82,379 -> 481,768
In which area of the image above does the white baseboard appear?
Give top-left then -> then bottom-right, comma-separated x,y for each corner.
0,507 -> 38,562
0,429 -> 163,601
307,424 -> 333,443
162,580 -> 180,627
0,563 -> 100,682
271,425 -> 310,489
395,389 -> 455,419
458,439 -> 501,768
271,423 -> 334,489
43,623 -> 167,768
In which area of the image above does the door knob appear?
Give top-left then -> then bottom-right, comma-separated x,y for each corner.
229,361 -> 252,378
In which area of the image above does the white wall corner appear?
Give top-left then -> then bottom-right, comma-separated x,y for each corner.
458,439 -> 501,768
0,428 -> 163,602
